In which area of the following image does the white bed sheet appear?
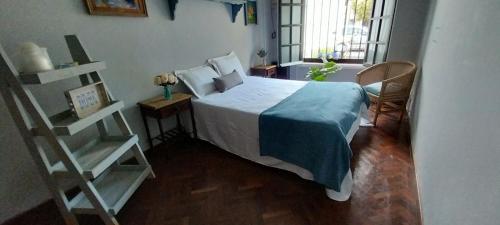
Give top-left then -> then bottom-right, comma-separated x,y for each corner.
192,76 -> 366,201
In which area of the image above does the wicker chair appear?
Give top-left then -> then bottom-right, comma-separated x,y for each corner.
356,61 -> 417,126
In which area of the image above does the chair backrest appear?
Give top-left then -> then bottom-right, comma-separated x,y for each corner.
385,61 -> 417,80
381,61 -> 417,96
357,61 -> 417,96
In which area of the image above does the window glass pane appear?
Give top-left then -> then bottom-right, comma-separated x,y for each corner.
293,0 -> 302,3
282,0 -> 291,3
281,47 -> 290,63
383,0 -> 396,16
375,44 -> 386,63
373,0 -> 384,17
292,6 -> 301,24
292,26 -> 301,44
369,19 -> 380,41
378,19 -> 393,42
281,27 -> 290,45
291,45 -> 300,62
281,6 -> 290,24
366,44 -> 375,64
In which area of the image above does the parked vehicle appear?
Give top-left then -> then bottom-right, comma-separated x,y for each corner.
334,26 -> 369,55
316,25 -> 369,60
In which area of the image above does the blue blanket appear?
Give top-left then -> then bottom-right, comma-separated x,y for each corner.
259,82 -> 370,191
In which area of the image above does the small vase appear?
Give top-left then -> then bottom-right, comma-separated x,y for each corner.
163,85 -> 172,100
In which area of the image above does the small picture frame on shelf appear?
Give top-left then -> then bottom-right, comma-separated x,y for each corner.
65,82 -> 110,119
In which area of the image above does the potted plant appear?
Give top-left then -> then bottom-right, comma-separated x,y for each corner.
154,73 -> 178,100
257,49 -> 268,66
306,61 -> 341,81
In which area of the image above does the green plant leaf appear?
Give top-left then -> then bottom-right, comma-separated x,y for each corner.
307,61 -> 340,82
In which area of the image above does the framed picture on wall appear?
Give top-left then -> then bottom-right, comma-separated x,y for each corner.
245,0 -> 257,25
83,0 -> 148,17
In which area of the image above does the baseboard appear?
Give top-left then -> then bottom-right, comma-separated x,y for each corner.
408,118 -> 425,225
1,198 -> 51,224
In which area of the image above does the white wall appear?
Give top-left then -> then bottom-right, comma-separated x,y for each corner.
0,0 -> 270,222
411,0 -> 500,224
387,0 -> 430,62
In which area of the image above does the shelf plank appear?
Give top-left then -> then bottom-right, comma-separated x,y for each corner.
70,165 -> 151,215
19,62 -> 106,85
47,101 -> 124,136
51,135 -> 138,179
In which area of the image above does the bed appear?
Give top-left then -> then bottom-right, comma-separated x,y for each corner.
191,76 -> 368,201
175,52 -> 369,201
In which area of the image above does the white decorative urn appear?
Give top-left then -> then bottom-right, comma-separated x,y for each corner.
18,42 -> 54,73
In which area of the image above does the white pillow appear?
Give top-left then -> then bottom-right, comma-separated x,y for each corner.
208,51 -> 247,79
175,65 -> 220,98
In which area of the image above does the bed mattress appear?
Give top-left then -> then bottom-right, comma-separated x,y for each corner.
192,76 -> 366,201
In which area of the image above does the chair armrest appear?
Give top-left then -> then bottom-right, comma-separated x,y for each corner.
356,64 -> 388,86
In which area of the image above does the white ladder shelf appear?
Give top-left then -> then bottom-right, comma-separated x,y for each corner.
0,35 -> 155,225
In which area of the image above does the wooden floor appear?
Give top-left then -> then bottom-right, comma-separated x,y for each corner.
3,110 -> 420,225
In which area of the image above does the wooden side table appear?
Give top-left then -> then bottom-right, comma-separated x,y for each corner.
250,65 -> 277,78
137,93 -> 197,149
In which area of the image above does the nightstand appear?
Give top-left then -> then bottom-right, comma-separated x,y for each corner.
251,65 -> 277,78
138,93 -> 197,149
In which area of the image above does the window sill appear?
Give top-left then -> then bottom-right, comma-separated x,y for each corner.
294,62 -> 367,70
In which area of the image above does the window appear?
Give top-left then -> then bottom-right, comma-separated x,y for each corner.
278,0 -> 305,66
365,0 -> 397,65
285,0 -> 396,64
